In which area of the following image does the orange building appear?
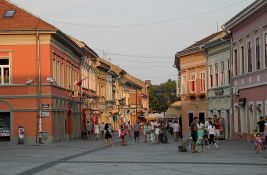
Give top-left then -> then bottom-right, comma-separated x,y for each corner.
0,0 -> 84,144
175,32 -> 221,135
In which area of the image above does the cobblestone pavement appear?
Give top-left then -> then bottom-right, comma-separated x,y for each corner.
0,135 -> 266,175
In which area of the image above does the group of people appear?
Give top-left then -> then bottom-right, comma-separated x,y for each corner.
85,121 -> 113,146
191,115 -> 222,153
117,120 -> 170,145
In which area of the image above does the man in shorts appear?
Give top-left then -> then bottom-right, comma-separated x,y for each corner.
191,117 -> 199,153
134,121 -> 141,143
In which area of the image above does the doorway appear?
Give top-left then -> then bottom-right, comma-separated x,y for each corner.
188,112 -> 194,126
0,112 -> 10,141
199,112 -> 205,124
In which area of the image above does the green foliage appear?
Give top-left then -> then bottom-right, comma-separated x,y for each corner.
149,79 -> 177,113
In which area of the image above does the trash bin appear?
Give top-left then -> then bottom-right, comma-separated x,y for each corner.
18,126 -> 24,144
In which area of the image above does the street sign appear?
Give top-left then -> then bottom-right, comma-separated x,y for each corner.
41,112 -> 49,117
42,104 -> 49,108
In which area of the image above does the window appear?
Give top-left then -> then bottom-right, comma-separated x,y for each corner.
227,59 -> 231,84
0,58 -> 10,84
241,46 -> 245,74
3,10 -> 16,18
209,65 -> 213,88
214,63 -> 218,87
220,61 -> 225,86
248,42 -> 252,72
256,38 -> 260,70
265,34 -> 267,68
234,49 -> 238,76
200,72 -> 206,92
190,73 -> 196,92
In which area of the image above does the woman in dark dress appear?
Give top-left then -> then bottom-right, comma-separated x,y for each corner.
104,123 -> 112,146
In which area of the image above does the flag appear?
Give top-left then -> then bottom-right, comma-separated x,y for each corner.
75,77 -> 87,86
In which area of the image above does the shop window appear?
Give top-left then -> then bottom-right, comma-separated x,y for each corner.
0,59 -> 10,84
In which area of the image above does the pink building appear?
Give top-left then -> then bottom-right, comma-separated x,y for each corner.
224,0 -> 267,141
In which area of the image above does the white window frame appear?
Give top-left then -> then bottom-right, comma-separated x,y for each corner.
200,71 -> 206,92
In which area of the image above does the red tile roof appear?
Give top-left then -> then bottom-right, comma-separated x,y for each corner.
0,0 -> 56,31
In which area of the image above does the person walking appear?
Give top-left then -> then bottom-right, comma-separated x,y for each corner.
207,121 -> 219,150
191,117 -> 199,153
146,122 -> 152,144
86,121 -> 92,140
100,122 -> 105,139
143,122 -> 148,143
155,125 -> 160,144
104,123 -> 112,146
94,123 -> 100,140
127,121 -> 132,137
133,121 -> 141,143
173,120 -> 180,141
120,125 -> 127,145
214,115 -> 221,143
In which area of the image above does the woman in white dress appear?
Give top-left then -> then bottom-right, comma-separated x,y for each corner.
94,123 -> 100,140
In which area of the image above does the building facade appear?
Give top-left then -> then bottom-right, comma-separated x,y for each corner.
0,0 -> 84,144
224,0 -> 267,141
204,32 -> 232,139
175,32 -> 221,135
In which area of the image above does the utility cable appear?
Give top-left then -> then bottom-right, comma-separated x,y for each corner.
50,0 -> 249,28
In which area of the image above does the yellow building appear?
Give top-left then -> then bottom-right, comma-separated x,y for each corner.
175,32 -> 221,136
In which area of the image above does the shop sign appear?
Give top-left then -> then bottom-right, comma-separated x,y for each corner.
42,104 -> 49,108
41,112 -> 49,117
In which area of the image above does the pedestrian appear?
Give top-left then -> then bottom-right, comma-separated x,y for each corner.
173,120 -> 180,141
127,121 -> 132,137
169,120 -> 174,135
257,116 -> 266,133
264,117 -> 267,148
143,122 -> 148,143
120,125 -> 127,145
94,123 -> 100,140
191,117 -> 199,153
86,121 -> 92,140
146,122 -> 152,144
100,122 -> 105,139
133,121 -> 141,143
151,129 -> 156,144
104,123 -> 112,146
207,121 -> 219,150
213,115 -> 221,143
155,125 -> 160,144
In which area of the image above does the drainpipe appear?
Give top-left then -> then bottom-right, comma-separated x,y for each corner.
136,87 -> 138,122
228,33 -> 233,141
36,30 -> 42,144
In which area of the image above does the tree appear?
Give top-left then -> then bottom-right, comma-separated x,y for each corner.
149,79 -> 177,113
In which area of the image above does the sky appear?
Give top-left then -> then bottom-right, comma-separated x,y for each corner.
11,0 -> 255,85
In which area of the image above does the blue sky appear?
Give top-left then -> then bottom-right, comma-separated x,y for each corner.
12,0 -> 255,84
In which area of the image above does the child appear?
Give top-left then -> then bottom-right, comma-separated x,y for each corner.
120,126 -> 127,146
255,132 -> 264,154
